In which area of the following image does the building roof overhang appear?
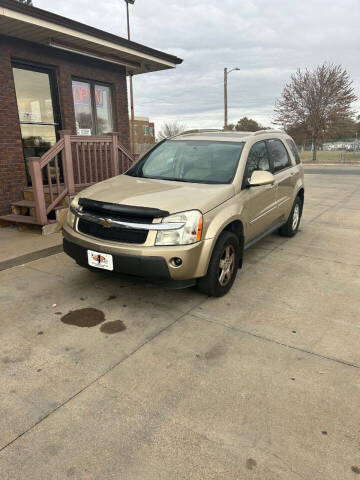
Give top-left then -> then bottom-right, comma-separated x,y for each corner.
0,0 -> 183,75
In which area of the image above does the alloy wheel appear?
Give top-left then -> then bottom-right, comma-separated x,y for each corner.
292,203 -> 300,231
218,245 -> 235,287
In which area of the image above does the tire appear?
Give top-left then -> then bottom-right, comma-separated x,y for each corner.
279,196 -> 302,237
197,231 -> 240,297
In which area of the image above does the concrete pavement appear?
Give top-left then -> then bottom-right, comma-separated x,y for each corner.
0,228 -> 62,271
0,169 -> 360,479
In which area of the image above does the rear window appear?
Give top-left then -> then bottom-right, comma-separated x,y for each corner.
286,139 -> 301,165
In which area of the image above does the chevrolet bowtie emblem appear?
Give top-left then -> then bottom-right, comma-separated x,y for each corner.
100,218 -> 115,228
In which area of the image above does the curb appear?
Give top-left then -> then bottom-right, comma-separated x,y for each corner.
0,244 -> 63,272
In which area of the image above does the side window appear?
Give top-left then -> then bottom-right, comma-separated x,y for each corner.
244,141 -> 270,181
267,139 -> 291,173
286,139 -> 301,165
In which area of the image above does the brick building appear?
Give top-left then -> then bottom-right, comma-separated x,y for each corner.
0,0 -> 182,215
132,116 -> 156,154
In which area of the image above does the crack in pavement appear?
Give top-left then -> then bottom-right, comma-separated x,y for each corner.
306,183 -> 360,225
190,312 -> 360,370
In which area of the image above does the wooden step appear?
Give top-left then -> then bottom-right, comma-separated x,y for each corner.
0,214 -> 56,225
10,200 -> 36,208
11,200 -> 67,210
0,214 -> 41,225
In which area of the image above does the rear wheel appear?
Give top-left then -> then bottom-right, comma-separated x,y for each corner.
197,231 -> 240,297
279,196 -> 302,237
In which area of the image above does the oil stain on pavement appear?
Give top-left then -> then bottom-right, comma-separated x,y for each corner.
61,307 -> 126,334
100,320 -> 126,334
246,458 -> 257,470
61,308 -> 105,327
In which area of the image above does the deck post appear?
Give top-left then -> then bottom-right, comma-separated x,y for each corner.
60,130 -> 75,195
109,132 -> 119,176
28,157 -> 48,225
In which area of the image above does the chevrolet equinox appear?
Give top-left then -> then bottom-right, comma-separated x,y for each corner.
63,130 -> 304,296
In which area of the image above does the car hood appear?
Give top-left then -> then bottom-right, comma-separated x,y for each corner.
77,175 -> 234,215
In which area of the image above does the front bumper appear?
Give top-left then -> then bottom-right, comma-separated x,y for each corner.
62,223 -> 214,281
64,237 -> 171,280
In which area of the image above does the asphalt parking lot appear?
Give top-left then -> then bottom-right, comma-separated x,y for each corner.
1,166 -> 360,479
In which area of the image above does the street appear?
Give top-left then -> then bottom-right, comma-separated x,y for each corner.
1,166 -> 360,479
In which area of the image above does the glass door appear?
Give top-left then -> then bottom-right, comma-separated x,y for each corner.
12,64 -> 61,184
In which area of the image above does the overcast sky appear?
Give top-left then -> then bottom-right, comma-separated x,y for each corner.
37,0 -> 360,131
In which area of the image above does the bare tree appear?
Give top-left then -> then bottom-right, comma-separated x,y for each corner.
274,63 -> 357,161
157,121 -> 187,140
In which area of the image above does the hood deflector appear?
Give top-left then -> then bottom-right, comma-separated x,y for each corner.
78,198 -> 169,219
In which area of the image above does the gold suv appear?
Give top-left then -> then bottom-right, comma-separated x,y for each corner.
63,130 -> 304,296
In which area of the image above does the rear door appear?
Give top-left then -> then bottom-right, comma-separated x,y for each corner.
242,140 -> 278,242
266,139 -> 295,221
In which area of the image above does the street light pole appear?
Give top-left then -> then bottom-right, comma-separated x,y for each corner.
125,0 -> 135,153
224,67 -> 240,129
224,68 -> 228,129
126,1 -> 131,40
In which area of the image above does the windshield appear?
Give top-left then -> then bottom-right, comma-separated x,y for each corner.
126,140 -> 245,184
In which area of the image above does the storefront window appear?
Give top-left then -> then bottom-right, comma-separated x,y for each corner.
95,84 -> 113,134
12,64 -> 59,184
72,80 -> 114,135
72,80 -> 93,135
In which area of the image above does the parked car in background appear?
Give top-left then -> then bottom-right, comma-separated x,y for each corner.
63,130 -> 304,296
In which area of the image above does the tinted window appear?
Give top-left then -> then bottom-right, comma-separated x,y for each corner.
267,139 -> 291,172
244,141 -> 270,181
127,140 -> 245,184
286,139 -> 301,164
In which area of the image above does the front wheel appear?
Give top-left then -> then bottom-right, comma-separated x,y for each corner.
279,196 -> 302,237
197,231 -> 240,297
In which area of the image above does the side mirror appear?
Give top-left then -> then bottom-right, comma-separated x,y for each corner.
248,170 -> 275,187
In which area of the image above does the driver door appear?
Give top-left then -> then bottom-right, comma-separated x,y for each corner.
242,141 -> 278,242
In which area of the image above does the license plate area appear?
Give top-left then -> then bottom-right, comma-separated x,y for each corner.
87,249 -> 113,271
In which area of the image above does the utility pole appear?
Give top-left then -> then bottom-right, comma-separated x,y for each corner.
125,0 -> 135,153
223,67 -> 240,130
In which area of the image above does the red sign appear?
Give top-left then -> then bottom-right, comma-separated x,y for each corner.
94,89 -> 103,106
72,83 -> 103,107
73,84 -> 90,105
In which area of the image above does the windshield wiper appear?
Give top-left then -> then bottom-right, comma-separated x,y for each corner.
138,176 -> 194,183
128,174 -> 226,184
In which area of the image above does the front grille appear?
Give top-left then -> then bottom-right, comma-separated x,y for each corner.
76,198 -> 164,244
78,218 -> 148,244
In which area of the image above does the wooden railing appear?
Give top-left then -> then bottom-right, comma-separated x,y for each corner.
28,130 -> 135,225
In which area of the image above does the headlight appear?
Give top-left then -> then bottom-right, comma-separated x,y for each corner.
66,197 -> 79,227
155,210 -> 203,246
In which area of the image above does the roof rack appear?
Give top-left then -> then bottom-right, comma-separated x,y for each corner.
176,129 -> 223,136
252,129 -> 285,136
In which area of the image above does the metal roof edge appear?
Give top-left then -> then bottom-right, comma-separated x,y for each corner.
0,0 -> 183,65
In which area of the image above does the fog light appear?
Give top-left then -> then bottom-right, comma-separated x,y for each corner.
171,257 -> 183,267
